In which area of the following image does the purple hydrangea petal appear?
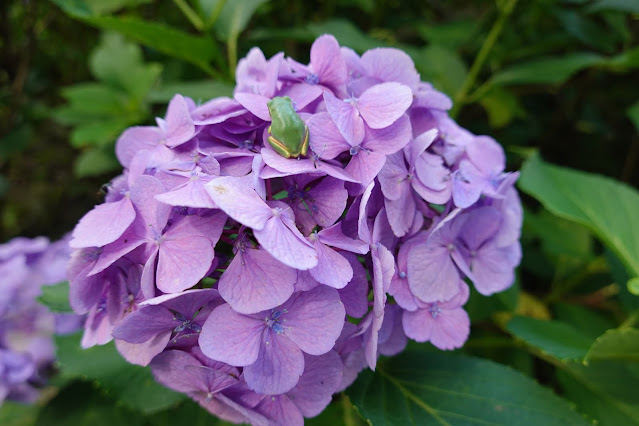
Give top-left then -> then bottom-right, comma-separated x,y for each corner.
288,351 -> 343,417
360,48 -> 420,90
338,253 -> 369,318
244,329 -> 305,394
115,332 -> 172,366
206,176 -> 272,230
282,286 -> 345,355
308,239 -> 353,289
357,82 -> 413,129
70,196 -> 136,248
219,249 -> 296,314
199,304 -> 264,366
323,90 -> 365,146
310,34 -> 347,91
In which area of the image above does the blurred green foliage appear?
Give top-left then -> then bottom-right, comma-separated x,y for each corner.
1,0 -> 639,424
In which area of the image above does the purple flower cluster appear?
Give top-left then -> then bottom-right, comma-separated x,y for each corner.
68,34 -> 522,425
0,236 -> 81,405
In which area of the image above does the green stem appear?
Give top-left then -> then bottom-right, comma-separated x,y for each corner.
173,0 -> 204,31
206,0 -> 227,28
228,34 -> 238,80
340,394 -> 358,426
451,0 -> 518,118
620,309 -> 639,328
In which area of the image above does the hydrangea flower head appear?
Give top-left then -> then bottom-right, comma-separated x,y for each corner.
0,236 -> 82,406
68,34 -> 523,425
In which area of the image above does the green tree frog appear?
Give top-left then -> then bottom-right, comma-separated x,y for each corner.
267,96 -> 309,158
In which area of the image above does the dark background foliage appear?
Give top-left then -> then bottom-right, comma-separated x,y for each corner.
1,0 -> 638,425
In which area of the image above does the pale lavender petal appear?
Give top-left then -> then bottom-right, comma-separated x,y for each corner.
234,92 -> 271,121
407,241 -> 460,303
467,135 -> 505,176
199,304 -> 263,366
164,94 -> 196,147
253,205 -> 318,270
289,351 -> 343,417
317,223 -> 369,254
283,286 -> 345,355
306,112 -> 350,160
338,252 -> 369,318
244,330 -> 304,395
310,34 -> 347,90
111,305 -> 176,343
115,332 -> 171,366
471,242 -> 519,295
70,197 -> 135,248
191,97 -> 246,125
345,149 -> 387,187
206,176 -> 272,230
308,240 -> 353,289
151,349 -> 205,393
115,126 -> 162,167
219,249 -> 296,314
156,235 -> 214,293
129,175 -> 171,232
155,179 -> 217,208
255,394 -> 303,426
360,48 -> 420,89
357,82 -> 412,129
362,114 -> 412,155
323,91 -> 365,146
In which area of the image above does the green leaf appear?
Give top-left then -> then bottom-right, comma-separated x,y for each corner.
148,80 -> 234,103
0,401 -> 38,426
507,316 -> 593,361
587,0 -> 639,14
347,347 -> 588,425
74,147 -> 120,177
307,20 -> 384,53
80,16 -> 220,74
557,367 -> 639,425
69,118 -> 136,148
37,281 -> 72,313
145,398 -> 232,426
90,32 -> 162,99
60,83 -> 129,116
519,153 -> 639,282
553,303 -> 616,339
55,333 -> 185,414
50,0 -> 151,17
214,0 -> 267,42
585,328 -> 639,363
627,99 -> 639,133
417,19 -> 479,50
478,86 -> 525,128
523,208 -> 593,260
605,46 -> 639,71
490,53 -> 603,86
412,44 -> 468,98
35,381 -> 143,426
628,277 -> 639,295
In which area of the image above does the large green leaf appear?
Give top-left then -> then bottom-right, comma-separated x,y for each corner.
55,333 -> 185,414
490,53 -> 603,86
35,381 -> 143,426
347,348 -> 588,425
38,281 -> 73,313
413,45 -> 468,98
0,401 -> 38,426
77,16 -> 220,73
89,32 -> 162,99
519,154 -> 639,282
585,328 -> 639,363
506,316 -> 593,361
214,0 -> 267,42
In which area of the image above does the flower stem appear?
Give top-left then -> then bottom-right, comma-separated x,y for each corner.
451,0 -> 518,118
173,0 -> 204,31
